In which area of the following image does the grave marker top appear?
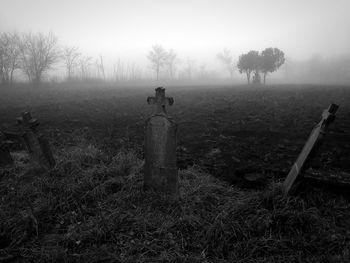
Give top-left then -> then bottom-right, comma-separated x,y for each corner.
147,87 -> 174,115
321,104 -> 338,125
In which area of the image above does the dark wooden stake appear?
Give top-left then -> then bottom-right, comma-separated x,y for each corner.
17,112 -> 55,168
0,141 -> 14,167
38,135 -> 56,167
283,104 -> 339,194
144,87 -> 178,194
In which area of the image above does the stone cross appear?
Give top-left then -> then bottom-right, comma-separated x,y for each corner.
144,87 -> 178,194
283,103 -> 339,194
16,112 -> 55,168
147,87 -> 174,115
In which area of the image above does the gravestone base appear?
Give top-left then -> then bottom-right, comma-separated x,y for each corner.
144,167 -> 178,193
144,115 -> 178,194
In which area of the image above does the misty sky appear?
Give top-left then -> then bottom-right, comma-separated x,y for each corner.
1,0 -> 349,64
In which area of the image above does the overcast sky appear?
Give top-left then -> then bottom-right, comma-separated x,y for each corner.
1,0 -> 349,64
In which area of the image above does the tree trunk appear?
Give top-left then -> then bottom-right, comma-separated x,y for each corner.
0,69 -> 3,84
263,72 -> 267,85
169,65 -> 173,80
156,64 -> 159,80
3,68 -> 10,86
2,71 -> 10,87
67,66 -> 72,80
33,72 -> 41,85
10,69 -> 15,85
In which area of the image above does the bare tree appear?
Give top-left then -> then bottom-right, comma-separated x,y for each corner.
79,56 -> 93,80
199,64 -> 207,79
217,48 -> 235,78
118,59 -> 126,81
127,62 -> 143,80
0,32 -> 21,86
63,46 -> 81,80
19,32 -> 60,84
113,59 -> 124,81
165,49 -> 177,79
114,59 -> 143,82
184,58 -> 196,80
147,45 -> 167,80
95,55 -> 105,80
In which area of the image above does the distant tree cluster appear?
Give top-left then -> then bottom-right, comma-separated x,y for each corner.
0,31 -> 146,85
147,45 -> 178,80
1,29 -> 287,86
216,48 -> 235,78
0,32 -> 20,86
237,48 -> 285,84
147,45 -> 220,81
20,32 -> 60,85
0,32 -> 60,86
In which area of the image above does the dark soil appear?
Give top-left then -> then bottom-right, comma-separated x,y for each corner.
1,84 -> 349,179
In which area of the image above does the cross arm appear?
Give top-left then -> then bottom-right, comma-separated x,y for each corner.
147,96 -> 174,106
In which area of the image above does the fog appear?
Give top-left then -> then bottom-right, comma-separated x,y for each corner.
1,0 -> 350,84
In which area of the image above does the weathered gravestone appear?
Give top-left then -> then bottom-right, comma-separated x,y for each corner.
283,103 -> 339,194
16,112 -> 55,168
144,87 -> 178,194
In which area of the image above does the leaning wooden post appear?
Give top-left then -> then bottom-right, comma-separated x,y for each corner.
283,104 -> 339,194
144,87 -> 178,194
17,112 -> 55,168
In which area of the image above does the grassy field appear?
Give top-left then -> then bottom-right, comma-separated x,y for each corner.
0,83 -> 350,262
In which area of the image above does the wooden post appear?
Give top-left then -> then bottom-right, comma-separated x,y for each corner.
38,135 -> 56,168
17,112 -> 55,168
283,104 -> 339,194
0,141 -> 13,167
144,87 -> 178,194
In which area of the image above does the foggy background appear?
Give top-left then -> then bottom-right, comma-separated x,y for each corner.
1,0 -> 350,84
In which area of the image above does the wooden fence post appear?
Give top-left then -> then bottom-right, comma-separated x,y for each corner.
0,140 -> 13,167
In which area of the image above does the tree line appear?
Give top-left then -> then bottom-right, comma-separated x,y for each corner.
0,31 -> 285,86
0,31 -> 143,85
0,32 -> 60,86
147,46 -> 285,84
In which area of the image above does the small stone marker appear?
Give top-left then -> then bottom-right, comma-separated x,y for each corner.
144,87 -> 178,194
283,104 -> 339,194
0,140 -> 13,167
17,112 -> 55,168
